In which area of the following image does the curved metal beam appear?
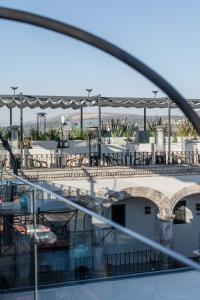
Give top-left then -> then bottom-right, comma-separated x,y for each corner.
0,7 -> 200,134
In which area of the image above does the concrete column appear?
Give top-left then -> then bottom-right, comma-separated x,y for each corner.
156,126 -> 165,152
92,206 -> 107,276
159,218 -> 174,249
157,211 -> 175,268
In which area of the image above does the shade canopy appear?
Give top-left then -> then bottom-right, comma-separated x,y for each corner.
1,95 -> 200,110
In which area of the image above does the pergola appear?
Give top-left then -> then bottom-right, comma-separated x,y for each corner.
1,94 -> 200,109
1,94 -> 200,157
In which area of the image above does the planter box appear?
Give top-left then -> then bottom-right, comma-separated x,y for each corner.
110,137 -> 126,145
149,136 -> 155,144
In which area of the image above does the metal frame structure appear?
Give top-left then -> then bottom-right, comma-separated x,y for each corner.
0,6 -> 200,134
1,6 -> 200,297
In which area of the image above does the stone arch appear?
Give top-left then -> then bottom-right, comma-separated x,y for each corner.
170,185 -> 200,210
102,186 -> 170,215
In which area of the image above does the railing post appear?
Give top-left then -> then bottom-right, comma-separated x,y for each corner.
32,187 -> 38,300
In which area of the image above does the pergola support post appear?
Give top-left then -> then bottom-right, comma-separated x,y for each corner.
98,95 -> 102,165
144,107 -> 147,142
80,107 -> 83,131
9,108 -> 12,126
167,98 -> 171,164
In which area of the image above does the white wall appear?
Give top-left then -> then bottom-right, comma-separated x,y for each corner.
27,139 -> 200,154
173,194 -> 200,257
107,198 -> 159,252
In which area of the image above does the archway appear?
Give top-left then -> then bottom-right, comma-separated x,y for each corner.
102,187 -> 170,252
103,186 -> 170,213
170,185 -> 200,257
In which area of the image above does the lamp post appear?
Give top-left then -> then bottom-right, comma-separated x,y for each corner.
80,88 -> 93,131
10,86 -> 18,126
97,94 -> 102,164
144,90 -> 158,142
19,93 -> 23,171
167,98 -> 171,164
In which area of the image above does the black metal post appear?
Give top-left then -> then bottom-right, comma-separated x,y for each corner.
20,93 -> 23,171
168,98 -> 171,164
80,108 -> 83,131
98,95 -> 101,164
20,94 -> 23,142
10,86 -> 18,126
36,114 -> 39,134
9,108 -> 12,126
144,107 -> 147,142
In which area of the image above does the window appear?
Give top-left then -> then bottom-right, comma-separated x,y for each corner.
196,203 -> 200,211
111,204 -> 125,226
145,206 -> 151,214
173,201 -> 186,224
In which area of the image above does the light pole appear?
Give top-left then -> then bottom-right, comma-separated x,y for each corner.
80,88 -> 93,131
10,86 -> 18,126
19,92 -> 23,171
167,98 -> 171,164
152,90 -> 158,99
97,94 -> 102,164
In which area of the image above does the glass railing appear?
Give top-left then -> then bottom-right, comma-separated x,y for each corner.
0,170 -> 200,299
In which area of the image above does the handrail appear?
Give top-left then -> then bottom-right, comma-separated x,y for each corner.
3,170 -> 200,272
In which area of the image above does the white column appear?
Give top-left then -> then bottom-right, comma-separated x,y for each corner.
92,206 -> 107,276
157,211 -> 175,268
159,218 -> 174,249
156,126 -> 165,152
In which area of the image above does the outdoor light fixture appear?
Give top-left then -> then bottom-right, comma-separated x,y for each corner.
152,90 -> 158,98
11,86 -> 18,95
61,115 -> 67,126
61,116 -> 65,125
86,88 -> 93,97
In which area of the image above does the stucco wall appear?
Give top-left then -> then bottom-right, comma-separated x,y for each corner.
109,197 -> 160,251
173,194 -> 200,257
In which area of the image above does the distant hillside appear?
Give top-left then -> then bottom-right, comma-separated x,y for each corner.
25,112 -> 185,129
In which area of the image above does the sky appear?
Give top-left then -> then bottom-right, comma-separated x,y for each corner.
0,0 -> 200,125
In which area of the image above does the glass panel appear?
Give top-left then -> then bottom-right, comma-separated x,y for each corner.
0,171 -> 199,300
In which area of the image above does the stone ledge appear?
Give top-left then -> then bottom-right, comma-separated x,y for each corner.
20,164 -> 200,180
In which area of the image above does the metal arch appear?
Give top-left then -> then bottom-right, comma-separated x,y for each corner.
0,7 -> 200,133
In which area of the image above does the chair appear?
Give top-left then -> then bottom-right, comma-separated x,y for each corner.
27,156 -> 47,169
21,139 -> 32,149
0,157 -> 7,170
65,155 -> 84,167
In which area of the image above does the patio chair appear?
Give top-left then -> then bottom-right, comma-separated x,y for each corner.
21,139 -> 32,149
103,154 -> 123,166
0,157 -> 7,170
65,155 -> 84,167
27,156 -> 47,169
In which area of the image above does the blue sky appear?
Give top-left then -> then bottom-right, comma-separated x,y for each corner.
0,0 -> 199,125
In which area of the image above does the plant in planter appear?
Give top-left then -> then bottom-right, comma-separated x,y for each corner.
102,118 -> 136,139
27,127 -> 60,141
0,127 -> 11,140
147,116 -> 167,141
69,127 -> 90,140
176,120 -> 198,140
